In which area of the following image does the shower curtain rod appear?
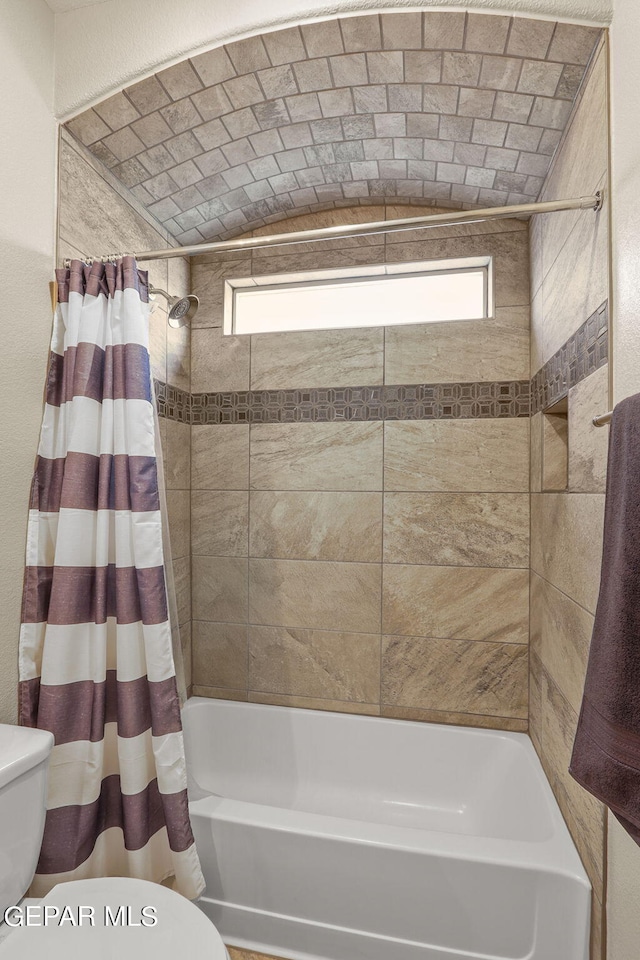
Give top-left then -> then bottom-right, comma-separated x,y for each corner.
67,192 -> 603,266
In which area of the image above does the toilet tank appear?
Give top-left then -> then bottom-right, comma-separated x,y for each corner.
0,725 -> 53,918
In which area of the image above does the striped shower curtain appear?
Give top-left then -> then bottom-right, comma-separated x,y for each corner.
19,257 -> 204,899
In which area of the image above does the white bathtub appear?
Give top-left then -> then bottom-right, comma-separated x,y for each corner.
183,697 -> 590,960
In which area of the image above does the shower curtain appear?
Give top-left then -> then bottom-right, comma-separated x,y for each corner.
19,257 -> 204,899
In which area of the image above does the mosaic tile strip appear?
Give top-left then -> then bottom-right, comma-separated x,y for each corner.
531,300 -> 608,415
156,302 -> 607,426
190,380 -> 530,425
154,379 -> 191,423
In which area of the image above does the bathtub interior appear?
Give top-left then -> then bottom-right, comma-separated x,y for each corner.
184,698 -> 555,842
184,698 -> 591,960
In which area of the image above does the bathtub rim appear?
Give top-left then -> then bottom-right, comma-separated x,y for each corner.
183,695 -> 590,887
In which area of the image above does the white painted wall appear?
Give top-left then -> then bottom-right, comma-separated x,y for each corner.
0,0 -> 56,723
606,0 -> 640,951
54,0 -> 613,119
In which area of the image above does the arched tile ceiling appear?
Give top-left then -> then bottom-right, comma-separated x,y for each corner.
66,11 -> 601,243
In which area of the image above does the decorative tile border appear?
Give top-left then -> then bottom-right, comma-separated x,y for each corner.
154,301 -> 607,425
154,380 -> 191,423
530,300 -> 608,415
190,380 -> 530,425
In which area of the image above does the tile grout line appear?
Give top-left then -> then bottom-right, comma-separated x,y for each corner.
380,320 -> 386,711
246,327 -> 252,698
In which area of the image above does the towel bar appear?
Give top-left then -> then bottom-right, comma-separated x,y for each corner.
593,411 -> 613,427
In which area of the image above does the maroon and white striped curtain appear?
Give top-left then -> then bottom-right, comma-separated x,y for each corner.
19,257 -> 204,899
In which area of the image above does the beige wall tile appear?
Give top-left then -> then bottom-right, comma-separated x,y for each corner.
380,11 -> 422,49
249,558 -> 381,633
250,491 -> 382,561
539,45 -> 608,276
157,417 -> 167,470
56,238 -> 86,266
191,325 -> 250,392
530,411 -> 542,492
192,556 -> 248,622
530,493 -> 605,612
507,17 -> 555,59
384,492 -> 529,567
191,258 -> 252,328
166,488 -> 190,559
590,893 -> 603,960
338,16 -> 383,52
532,59 -> 609,865
542,412 -> 568,491
254,228 -> 385,253
382,635 -> 528,718
149,299 -> 167,382
249,625 -> 380,702
383,564 -> 529,643
250,327 -> 384,390
191,490 -> 249,556
546,23 -> 601,65
164,419 -> 190,490
530,285 -> 544,378
168,255 -> 191,330
385,231 -> 530,308
250,421 -> 383,491
166,321 -> 190,391
191,424 -> 249,490
180,620 -> 192,692
192,621 -> 248,689
192,686 -> 248,701
422,10 -> 465,49
538,577 -> 594,715
540,672 -> 605,898
381,704 -> 528,732
250,206 -> 385,236
541,200 -> 609,364
172,555 -> 191,627
384,307 -> 530,384
529,215 -> 543,298
384,214 -> 527,245
530,492 -> 544,579
568,364 -> 609,493
251,244 -> 386,277
465,13 -> 510,53
529,571 -> 544,662
529,651 -> 543,755
248,692 -> 380,716
58,135 -> 169,259
384,419 -> 529,492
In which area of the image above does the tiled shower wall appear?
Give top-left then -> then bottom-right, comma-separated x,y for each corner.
56,129 -> 194,687
529,37 -> 609,960
189,208 -> 531,728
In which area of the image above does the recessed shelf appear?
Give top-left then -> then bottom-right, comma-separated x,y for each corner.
542,397 -> 569,492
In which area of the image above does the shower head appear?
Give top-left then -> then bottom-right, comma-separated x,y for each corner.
149,285 -> 199,327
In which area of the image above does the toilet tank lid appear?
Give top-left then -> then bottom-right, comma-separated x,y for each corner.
0,725 -> 54,791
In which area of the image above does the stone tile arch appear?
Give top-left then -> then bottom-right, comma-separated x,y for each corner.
65,11 -> 602,244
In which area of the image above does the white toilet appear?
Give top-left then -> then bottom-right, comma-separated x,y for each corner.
0,723 -> 229,958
